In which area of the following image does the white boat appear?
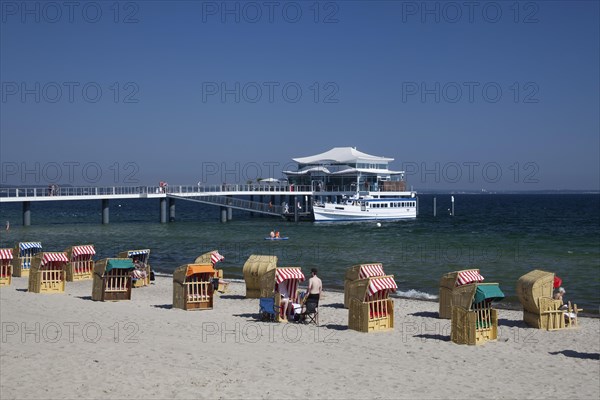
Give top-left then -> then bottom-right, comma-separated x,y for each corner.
284,147 -> 419,222
312,191 -> 417,221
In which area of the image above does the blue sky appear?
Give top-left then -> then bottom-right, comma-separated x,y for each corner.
1,0 -> 598,190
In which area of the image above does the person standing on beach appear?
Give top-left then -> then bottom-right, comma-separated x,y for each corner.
305,268 -> 322,302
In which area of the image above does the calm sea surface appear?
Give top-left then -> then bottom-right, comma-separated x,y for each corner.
1,194 -> 598,313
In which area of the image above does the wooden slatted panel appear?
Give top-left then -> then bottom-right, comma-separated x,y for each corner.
0,261 -> 10,277
73,259 -> 94,274
368,290 -> 389,320
41,269 -> 63,290
105,270 -> 129,292
185,280 -> 212,303
474,301 -> 493,335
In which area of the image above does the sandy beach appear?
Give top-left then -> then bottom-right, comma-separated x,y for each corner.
1,276 -> 598,400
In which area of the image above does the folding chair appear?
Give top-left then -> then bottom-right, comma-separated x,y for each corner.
301,298 -> 319,325
259,297 -> 277,322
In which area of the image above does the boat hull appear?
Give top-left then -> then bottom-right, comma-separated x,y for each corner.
312,205 -> 417,222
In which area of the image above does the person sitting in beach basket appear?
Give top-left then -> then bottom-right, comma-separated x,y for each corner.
516,270 -> 582,330
277,281 -> 294,320
132,257 -> 148,281
553,286 -> 579,325
259,266 -> 305,322
117,249 -> 152,287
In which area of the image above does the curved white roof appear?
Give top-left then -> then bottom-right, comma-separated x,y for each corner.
293,147 -> 394,164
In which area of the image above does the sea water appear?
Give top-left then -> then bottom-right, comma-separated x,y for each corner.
1,194 -> 598,313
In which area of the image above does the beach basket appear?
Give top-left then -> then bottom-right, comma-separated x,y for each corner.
28,252 -> 68,294
173,263 -> 215,310
117,249 -> 151,287
450,283 -> 504,345
194,250 -> 228,293
65,244 -> 96,281
92,258 -> 134,301
242,254 -> 277,298
439,269 -> 485,319
12,242 -> 42,277
516,269 -> 580,330
0,248 -> 14,286
259,267 -> 305,322
347,275 -> 397,333
344,263 -> 385,308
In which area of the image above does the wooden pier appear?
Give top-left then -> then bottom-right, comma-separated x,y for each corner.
0,184 -> 344,225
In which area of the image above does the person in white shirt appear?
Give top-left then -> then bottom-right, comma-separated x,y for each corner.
278,282 -> 293,321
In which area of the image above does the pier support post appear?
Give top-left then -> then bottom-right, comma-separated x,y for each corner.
22,201 -> 31,226
169,198 -> 176,222
101,199 -> 109,224
294,195 -> 299,223
160,198 -> 167,223
220,206 -> 227,223
250,195 -> 255,217
227,196 -> 232,221
433,197 -> 437,217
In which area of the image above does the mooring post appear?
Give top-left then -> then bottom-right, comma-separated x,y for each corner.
101,199 -> 109,224
169,197 -> 176,222
22,201 -> 31,226
433,197 -> 437,217
451,196 -> 455,216
159,198 -> 167,223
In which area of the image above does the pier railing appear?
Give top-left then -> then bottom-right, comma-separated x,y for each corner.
0,184 -> 319,200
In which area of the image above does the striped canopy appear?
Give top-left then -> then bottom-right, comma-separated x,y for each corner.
41,252 -> 69,266
19,242 -> 42,251
456,270 -> 484,286
275,268 -> 305,284
210,251 -> 224,265
128,249 -> 150,257
0,249 -> 13,260
73,245 -> 96,257
359,264 -> 385,279
368,276 -> 397,296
